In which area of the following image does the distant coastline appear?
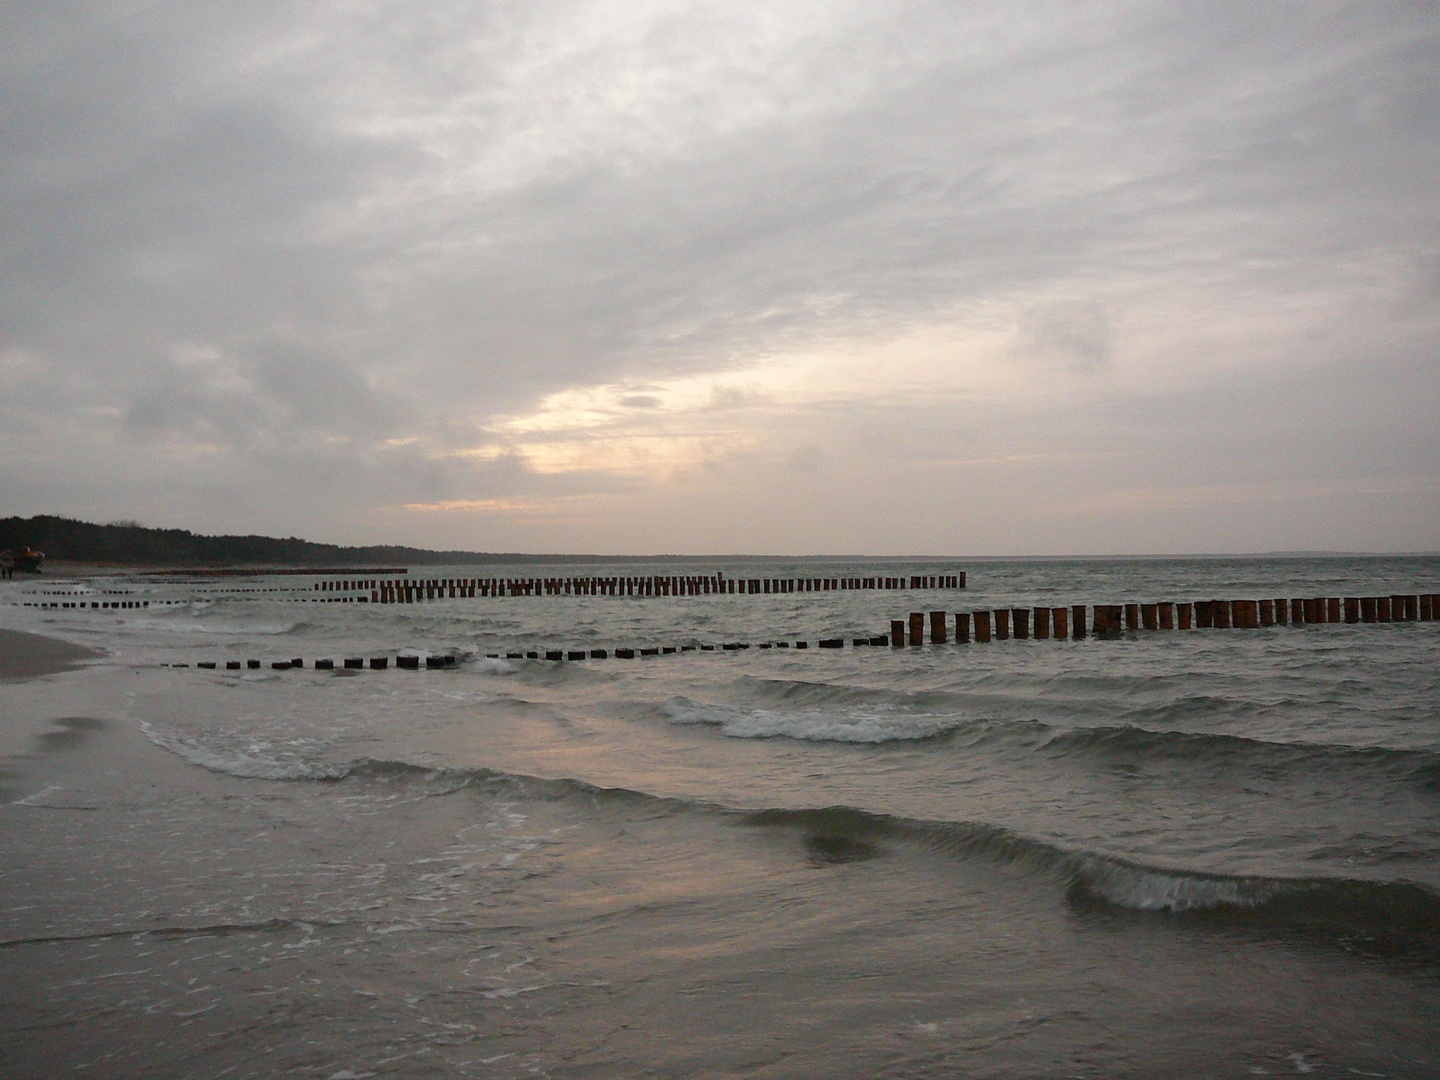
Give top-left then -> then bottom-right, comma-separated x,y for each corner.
2,516 -> 1434,569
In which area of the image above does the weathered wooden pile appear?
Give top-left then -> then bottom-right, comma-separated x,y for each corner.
888,593 -> 1439,643
354,572 -> 964,602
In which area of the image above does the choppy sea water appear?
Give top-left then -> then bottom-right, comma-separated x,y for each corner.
2,556 -> 1439,1078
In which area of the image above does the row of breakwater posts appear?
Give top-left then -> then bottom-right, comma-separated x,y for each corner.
354,572 -> 964,601
889,593 -> 1440,644
6,572 -> 964,610
164,590 -> 1439,671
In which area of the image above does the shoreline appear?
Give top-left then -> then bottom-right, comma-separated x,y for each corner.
0,629 -> 105,681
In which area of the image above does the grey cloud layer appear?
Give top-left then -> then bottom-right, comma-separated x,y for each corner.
2,1 -> 1436,551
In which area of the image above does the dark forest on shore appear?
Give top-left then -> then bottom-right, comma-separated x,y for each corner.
0,515 -> 643,568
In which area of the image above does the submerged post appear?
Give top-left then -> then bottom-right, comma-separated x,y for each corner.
1092,605 -> 1122,636
975,610 -> 992,643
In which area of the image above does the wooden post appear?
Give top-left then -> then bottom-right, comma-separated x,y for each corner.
994,609 -> 1010,640
1140,603 -> 1157,630
1177,602 -> 1192,630
891,620 -> 906,646
909,612 -> 925,645
1124,603 -> 1139,631
1051,607 -> 1068,639
1421,594 -> 1434,621
1071,605 -> 1086,639
1157,602 -> 1174,630
1344,597 -> 1360,623
1360,597 -> 1377,623
1270,598 -> 1285,624
1377,596 -> 1392,622
1303,598 -> 1320,624
930,611 -> 948,644
955,612 -> 971,642
1259,599 -> 1274,626
1403,595 -> 1419,621
1213,601 -> 1232,629
1012,608 -> 1029,639
1233,600 -> 1258,629
1093,605 -> 1122,636
1290,598 -> 1306,624
1194,601 -> 1213,629
975,610 -> 992,642
1326,598 -> 1341,623
1033,607 -> 1051,639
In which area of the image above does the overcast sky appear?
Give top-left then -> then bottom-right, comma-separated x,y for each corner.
2,1 -> 1437,554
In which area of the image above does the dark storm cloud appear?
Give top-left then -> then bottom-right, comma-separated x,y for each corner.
1,1 -> 1436,551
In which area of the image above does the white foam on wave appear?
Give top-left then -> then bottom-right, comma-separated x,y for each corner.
130,617 -> 302,636
139,720 -> 351,781
470,657 -> 517,675
663,699 -> 963,744
1076,856 -> 1279,912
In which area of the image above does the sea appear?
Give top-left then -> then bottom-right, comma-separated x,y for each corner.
2,555 -> 1438,1079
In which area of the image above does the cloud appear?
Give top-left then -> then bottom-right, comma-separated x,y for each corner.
1,1 -> 1437,552
1013,301 -> 1114,374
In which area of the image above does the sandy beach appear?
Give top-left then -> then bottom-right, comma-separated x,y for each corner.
0,628 -> 104,681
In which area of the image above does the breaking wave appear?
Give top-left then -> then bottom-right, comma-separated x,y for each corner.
137,735 -> 1440,962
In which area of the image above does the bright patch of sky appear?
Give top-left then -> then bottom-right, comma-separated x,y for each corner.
3,1 -> 1437,553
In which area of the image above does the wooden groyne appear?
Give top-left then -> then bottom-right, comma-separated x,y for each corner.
6,571 -> 965,611
359,571 -> 964,602
887,593 -> 1439,643
166,589 -> 1436,671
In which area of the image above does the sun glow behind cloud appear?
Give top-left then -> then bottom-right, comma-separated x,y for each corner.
2,2 -> 1437,552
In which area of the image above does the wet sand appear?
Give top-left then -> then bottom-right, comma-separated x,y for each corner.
0,628 -> 105,681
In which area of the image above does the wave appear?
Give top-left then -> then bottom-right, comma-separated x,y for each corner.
132,617 -> 306,636
741,806 -> 1440,961
1036,724 -> 1440,790
731,677 -> 965,713
661,697 -> 965,743
139,721 -> 352,781
135,734 -> 1440,962
0,917 -> 344,951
